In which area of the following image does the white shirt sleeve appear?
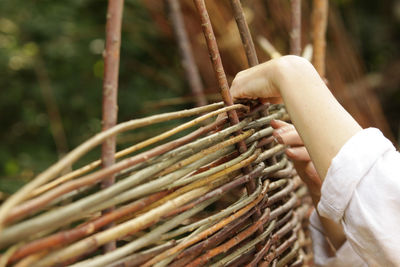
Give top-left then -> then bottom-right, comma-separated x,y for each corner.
317,128 -> 400,266
309,210 -> 366,267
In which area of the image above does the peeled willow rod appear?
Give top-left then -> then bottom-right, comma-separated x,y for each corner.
69,197 -> 220,267
172,206 -> 257,263
33,188 -> 210,267
167,144 -> 257,189
210,219 -> 277,267
166,161 -> 264,217
160,181 -> 262,241
108,240 -> 177,267
0,102 -> 227,231
6,190 -> 169,263
187,208 -> 270,267
7,106 -> 249,226
0,118 -> 252,247
142,179 -> 269,267
31,103 -> 245,198
142,146 -> 259,213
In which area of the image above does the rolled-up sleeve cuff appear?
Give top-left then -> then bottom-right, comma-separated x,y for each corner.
317,128 -> 394,222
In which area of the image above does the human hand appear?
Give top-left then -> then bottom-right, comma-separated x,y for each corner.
271,119 -> 322,203
230,60 -> 282,104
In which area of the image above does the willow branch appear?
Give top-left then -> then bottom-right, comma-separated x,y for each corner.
290,0 -> 301,55
311,0 -> 328,77
187,208 -> 270,266
7,190 -> 169,263
166,0 -> 207,107
142,179 -> 269,266
34,188 -> 210,267
0,102 -> 227,231
31,103 -> 245,198
229,0 -> 258,67
69,196 -> 219,267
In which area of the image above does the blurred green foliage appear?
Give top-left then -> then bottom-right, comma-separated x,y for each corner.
0,0 -> 187,193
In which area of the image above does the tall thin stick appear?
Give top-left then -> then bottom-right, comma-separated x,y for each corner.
166,0 -> 207,107
101,0 -> 124,252
228,0 -> 266,240
311,0 -> 328,77
229,0 -> 258,67
192,0 -> 256,195
290,0 -> 301,55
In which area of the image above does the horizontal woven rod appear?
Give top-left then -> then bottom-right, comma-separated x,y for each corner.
187,208 -> 270,267
157,176 -> 262,241
165,161 -> 264,217
140,145 -> 259,214
142,179 -> 269,267
108,240 -> 177,267
68,197 -> 220,267
2,119 -> 254,245
7,190 -> 170,263
33,188 -> 211,267
276,241 -> 300,267
164,170 -> 292,242
173,206 -> 258,262
264,232 -> 297,265
211,199 -> 298,267
266,180 -> 294,206
158,130 -> 254,177
0,102 -> 228,231
210,219 -> 277,267
246,239 -> 272,267
243,109 -> 286,130
31,103 -> 247,199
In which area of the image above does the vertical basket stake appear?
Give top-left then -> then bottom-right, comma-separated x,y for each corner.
192,0 -> 256,194
290,0 -> 302,55
101,0 -> 124,253
311,0 -> 328,77
166,0 -> 208,107
229,0 -> 259,67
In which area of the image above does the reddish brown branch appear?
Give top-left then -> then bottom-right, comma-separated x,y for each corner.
290,0 -> 302,55
192,0 -> 240,124
229,0 -> 259,67
165,163 -> 264,217
187,208 -> 270,266
7,191 -> 168,264
245,239 -> 272,267
228,0 -> 265,239
166,0 -> 207,107
6,118 -> 226,225
311,0 -> 328,77
174,207 -> 256,263
193,0 -> 255,202
101,0 -> 125,252
109,241 -> 177,267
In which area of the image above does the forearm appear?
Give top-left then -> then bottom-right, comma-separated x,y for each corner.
272,56 -> 362,180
